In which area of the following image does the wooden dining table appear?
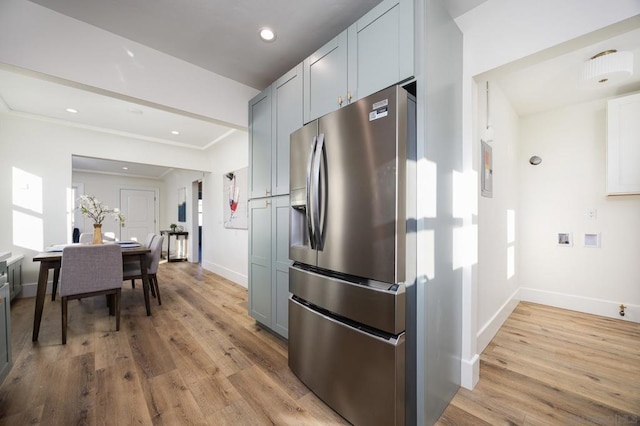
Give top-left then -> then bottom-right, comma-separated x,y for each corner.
31,244 -> 152,342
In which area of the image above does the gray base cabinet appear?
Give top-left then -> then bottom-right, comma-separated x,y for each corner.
7,255 -> 23,301
0,282 -> 11,385
248,196 -> 291,338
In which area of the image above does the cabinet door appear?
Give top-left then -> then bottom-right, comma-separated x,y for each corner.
8,262 -> 21,300
272,195 -> 291,338
348,0 -> 414,101
272,65 -> 303,196
303,30 -> 349,123
607,92 -> 640,194
249,87 -> 273,199
0,283 -> 11,385
248,199 -> 272,325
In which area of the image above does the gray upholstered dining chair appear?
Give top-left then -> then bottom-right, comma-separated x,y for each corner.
78,232 -> 93,244
123,235 -> 164,305
128,233 -> 157,289
59,244 -> 123,344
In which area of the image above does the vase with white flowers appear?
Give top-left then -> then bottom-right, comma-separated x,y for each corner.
77,195 -> 125,244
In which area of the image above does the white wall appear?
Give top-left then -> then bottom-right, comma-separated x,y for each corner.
0,0 -> 259,128
518,98 -> 640,318
72,171 -> 162,237
455,0 -> 640,389
203,131 -> 249,287
476,80 -> 520,352
0,113 -> 212,289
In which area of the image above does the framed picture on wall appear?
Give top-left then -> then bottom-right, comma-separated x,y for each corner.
481,140 -> 493,198
178,187 -> 186,222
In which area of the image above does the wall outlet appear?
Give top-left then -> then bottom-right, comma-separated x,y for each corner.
557,233 -> 573,246
586,209 -> 597,220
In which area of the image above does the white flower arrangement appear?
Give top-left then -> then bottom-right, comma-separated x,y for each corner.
77,195 -> 125,227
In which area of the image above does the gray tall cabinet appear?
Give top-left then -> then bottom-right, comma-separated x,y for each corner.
248,0 -> 414,339
248,65 -> 303,338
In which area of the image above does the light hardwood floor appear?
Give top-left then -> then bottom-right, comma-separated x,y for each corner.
437,301 -> 640,425
0,262 -> 638,425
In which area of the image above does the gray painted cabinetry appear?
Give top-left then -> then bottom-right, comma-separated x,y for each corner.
248,64 -> 302,339
303,0 -> 414,122
248,0 -> 414,339
7,255 -> 23,301
0,282 -> 11,385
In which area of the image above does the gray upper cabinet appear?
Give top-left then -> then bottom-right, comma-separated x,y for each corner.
348,0 -> 414,101
303,31 -> 349,123
303,0 -> 414,123
272,64 -> 303,196
249,87 -> 272,199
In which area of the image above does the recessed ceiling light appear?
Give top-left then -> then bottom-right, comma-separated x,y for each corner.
122,167 -> 129,170
259,27 -> 276,42
171,130 -> 180,135
65,108 -> 78,113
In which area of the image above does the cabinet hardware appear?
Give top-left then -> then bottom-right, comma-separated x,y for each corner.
347,91 -> 352,103
338,96 -> 343,107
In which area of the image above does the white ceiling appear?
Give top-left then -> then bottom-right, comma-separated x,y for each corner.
3,1 -> 638,178
0,0 -> 487,177
489,24 -> 640,116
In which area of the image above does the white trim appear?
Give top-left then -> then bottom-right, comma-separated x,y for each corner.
460,354 -> 479,390
518,287 -> 639,323
477,289 -> 520,354
202,260 -> 247,288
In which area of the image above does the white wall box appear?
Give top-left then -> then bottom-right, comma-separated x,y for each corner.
606,92 -> 640,195
248,196 -> 290,338
303,0 -> 414,122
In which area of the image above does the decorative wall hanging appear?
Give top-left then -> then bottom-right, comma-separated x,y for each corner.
223,167 -> 248,229
481,140 -> 493,198
178,187 -> 186,222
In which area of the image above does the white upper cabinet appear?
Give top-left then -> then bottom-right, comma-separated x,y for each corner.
607,92 -> 640,195
303,0 -> 414,123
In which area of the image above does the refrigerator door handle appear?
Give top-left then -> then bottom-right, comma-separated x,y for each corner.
306,135 -> 318,249
312,133 -> 325,250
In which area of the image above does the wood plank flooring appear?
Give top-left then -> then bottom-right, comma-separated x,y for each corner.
0,261 -> 638,425
437,302 -> 640,426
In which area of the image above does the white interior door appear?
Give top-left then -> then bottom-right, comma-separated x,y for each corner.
120,189 -> 156,242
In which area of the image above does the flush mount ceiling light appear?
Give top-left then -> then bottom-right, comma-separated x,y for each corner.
65,108 -> 78,113
581,49 -> 634,86
171,130 -> 180,135
259,27 -> 276,42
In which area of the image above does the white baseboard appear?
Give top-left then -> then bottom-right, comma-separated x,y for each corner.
517,287 -> 639,323
21,282 -> 50,298
201,261 -> 247,288
476,290 -> 520,354
460,354 -> 479,390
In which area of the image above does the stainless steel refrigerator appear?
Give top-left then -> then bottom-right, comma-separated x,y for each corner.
288,84 -> 416,426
